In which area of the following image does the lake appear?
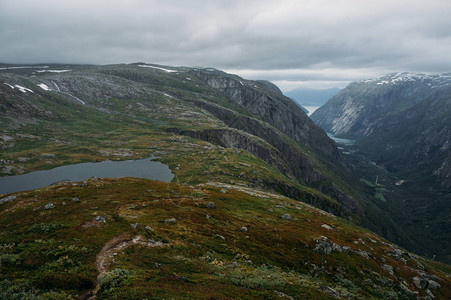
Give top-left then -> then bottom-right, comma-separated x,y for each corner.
0,157 -> 174,195
327,133 -> 356,145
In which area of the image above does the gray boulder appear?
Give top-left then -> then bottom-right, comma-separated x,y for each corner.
44,203 -> 55,210
95,216 -> 106,223
281,213 -> 292,220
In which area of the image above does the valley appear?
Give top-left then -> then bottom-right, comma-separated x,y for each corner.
0,64 -> 450,299
311,73 -> 451,264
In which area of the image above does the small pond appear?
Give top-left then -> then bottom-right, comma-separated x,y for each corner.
0,157 -> 174,195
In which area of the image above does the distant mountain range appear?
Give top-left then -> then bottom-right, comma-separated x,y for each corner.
284,87 -> 341,114
311,72 -> 451,137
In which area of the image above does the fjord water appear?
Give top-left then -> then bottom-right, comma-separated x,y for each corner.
0,158 -> 174,194
327,133 -> 355,145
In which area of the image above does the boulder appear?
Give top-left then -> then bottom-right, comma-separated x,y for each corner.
239,226 -> 248,232
281,213 -> 292,220
95,216 -> 106,223
44,203 -> 55,210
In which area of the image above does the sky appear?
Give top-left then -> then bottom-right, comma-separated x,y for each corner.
1,0 -> 451,91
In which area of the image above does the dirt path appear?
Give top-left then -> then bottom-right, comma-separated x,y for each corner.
86,233 -> 168,299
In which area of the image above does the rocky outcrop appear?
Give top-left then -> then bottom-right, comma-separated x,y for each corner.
190,69 -> 341,162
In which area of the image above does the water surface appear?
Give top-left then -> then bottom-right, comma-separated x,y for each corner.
327,133 -> 356,145
0,157 -> 173,195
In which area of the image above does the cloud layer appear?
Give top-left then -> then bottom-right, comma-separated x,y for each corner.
1,0 -> 450,90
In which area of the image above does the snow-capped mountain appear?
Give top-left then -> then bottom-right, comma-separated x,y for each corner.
311,72 -> 451,137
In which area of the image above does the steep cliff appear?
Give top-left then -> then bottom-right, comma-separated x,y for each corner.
311,72 -> 451,138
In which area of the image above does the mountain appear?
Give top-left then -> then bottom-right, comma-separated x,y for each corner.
284,87 -> 341,108
310,73 -> 451,263
1,64 -> 450,299
311,72 -> 451,138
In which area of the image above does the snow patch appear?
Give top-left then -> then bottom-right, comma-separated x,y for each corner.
52,81 -> 61,91
36,69 -> 71,73
14,85 -> 34,93
163,93 -> 174,99
37,83 -> 51,91
0,65 -> 48,70
3,83 -> 14,89
138,65 -> 178,73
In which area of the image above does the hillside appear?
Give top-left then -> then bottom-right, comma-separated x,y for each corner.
1,64 -> 450,298
311,72 -> 451,138
310,73 -> 451,263
1,178 -> 450,299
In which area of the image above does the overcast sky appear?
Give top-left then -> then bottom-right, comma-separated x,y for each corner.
1,0 -> 451,91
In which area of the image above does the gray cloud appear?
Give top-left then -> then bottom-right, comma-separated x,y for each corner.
1,0 -> 451,90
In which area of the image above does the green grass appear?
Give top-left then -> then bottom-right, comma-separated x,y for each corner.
2,178 -> 448,299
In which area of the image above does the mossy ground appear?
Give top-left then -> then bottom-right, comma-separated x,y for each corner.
1,178 -> 450,299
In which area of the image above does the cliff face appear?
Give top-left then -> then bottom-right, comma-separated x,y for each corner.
311,72 -> 451,138
190,69 -> 341,162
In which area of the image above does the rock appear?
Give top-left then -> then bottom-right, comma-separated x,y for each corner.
280,213 -> 292,220
214,234 -> 225,240
314,240 -> 332,255
18,157 -> 29,162
164,218 -> 176,223
413,276 -> 428,290
40,153 -> 55,159
95,216 -> 106,223
206,202 -> 215,209
425,289 -> 435,299
206,214 -> 211,220
399,283 -> 414,296
321,224 -> 333,230
61,201 -> 67,206
239,226 -> 248,232
382,264 -> 394,275
319,286 -> 339,297
220,189 -> 227,193
82,181 -> 88,187
71,197 -> 80,202
428,280 -> 441,290
356,250 -> 370,259
0,195 -> 16,205
341,246 -> 351,254
130,222 -> 140,229
44,203 -> 55,210
274,290 -> 294,300
145,226 -> 154,231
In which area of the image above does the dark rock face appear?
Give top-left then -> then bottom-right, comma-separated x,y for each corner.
190,69 -> 341,162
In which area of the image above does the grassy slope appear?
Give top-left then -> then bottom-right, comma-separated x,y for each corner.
1,66 -> 450,298
1,178 -> 450,299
